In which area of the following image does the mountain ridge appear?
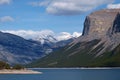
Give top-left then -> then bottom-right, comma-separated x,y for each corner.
1,30 -> 81,44
28,9 -> 120,67
0,31 -> 75,64
71,9 -> 120,56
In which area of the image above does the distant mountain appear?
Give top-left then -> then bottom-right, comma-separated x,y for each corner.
2,30 -> 81,44
0,31 -> 43,64
0,31 -> 77,65
28,9 -> 120,67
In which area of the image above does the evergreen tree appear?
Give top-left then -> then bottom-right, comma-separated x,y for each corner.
0,61 -> 10,69
13,64 -> 24,70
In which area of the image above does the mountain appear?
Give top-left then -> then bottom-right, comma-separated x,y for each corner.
0,31 -> 43,64
28,9 -> 120,67
1,30 -> 81,44
0,31 -> 76,65
0,30 -> 80,55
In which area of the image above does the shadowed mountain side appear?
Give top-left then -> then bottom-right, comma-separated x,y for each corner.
28,40 -> 120,67
0,31 -> 74,65
28,9 -> 120,67
0,31 -> 44,64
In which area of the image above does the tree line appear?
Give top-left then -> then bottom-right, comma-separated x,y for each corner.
0,61 -> 24,70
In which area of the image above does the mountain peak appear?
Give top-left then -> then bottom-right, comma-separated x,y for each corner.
28,9 -> 120,67
72,9 -> 120,55
82,9 -> 120,37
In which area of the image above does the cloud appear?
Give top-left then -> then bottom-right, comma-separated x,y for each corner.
1,30 -> 82,41
29,1 -> 50,6
29,0 -> 114,15
0,0 -> 12,5
0,16 -> 14,22
107,4 -> 120,9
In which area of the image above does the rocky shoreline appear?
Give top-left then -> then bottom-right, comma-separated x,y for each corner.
0,69 -> 42,74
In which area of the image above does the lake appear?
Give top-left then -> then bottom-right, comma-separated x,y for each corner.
0,68 -> 120,80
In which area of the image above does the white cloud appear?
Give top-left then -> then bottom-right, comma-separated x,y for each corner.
29,0 -> 114,15
107,4 -> 120,9
29,1 -> 50,6
1,30 -> 82,42
0,0 -> 11,5
0,16 -> 14,22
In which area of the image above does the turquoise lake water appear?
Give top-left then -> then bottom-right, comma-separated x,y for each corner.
0,68 -> 120,80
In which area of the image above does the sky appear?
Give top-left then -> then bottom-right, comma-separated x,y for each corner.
0,0 -> 120,35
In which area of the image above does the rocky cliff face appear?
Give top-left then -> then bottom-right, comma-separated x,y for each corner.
83,9 -> 120,36
72,9 -> 120,56
29,9 -> 120,67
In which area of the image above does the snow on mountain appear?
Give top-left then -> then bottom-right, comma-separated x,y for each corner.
73,32 -> 82,38
0,30 -> 81,64
56,32 -> 73,41
1,30 -> 82,43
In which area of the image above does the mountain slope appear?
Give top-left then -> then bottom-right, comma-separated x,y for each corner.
28,40 -> 120,67
0,31 -> 45,64
28,39 -> 101,67
28,9 -> 120,67
0,31 -> 75,65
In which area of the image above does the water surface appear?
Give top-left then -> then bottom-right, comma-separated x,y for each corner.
0,68 -> 120,80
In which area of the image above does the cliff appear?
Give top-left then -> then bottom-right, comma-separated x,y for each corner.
72,9 -> 120,56
83,9 -> 120,36
28,9 -> 120,67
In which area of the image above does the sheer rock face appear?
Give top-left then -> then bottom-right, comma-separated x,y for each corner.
72,9 -> 120,56
28,9 -> 120,67
83,9 -> 120,37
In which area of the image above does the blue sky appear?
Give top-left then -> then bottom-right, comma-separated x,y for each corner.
0,0 -> 120,33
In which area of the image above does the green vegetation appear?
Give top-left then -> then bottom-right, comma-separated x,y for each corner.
27,39 -> 120,68
12,64 -> 24,70
0,61 -> 24,70
90,44 -> 120,67
0,61 -> 10,69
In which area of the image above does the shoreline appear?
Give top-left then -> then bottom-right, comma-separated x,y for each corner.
29,67 -> 120,70
0,69 -> 42,74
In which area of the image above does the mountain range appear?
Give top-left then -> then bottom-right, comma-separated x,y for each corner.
28,9 -> 120,67
2,30 -> 81,43
0,31 -> 78,64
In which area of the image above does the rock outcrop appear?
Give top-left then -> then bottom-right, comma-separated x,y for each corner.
83,9 -> 120,36
29,9 -> 120,67
72,9 -> 120,56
